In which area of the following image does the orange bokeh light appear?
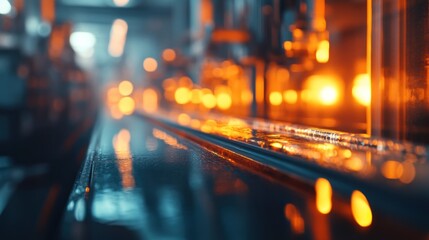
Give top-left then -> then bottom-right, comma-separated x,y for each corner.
162,48 -> 176,62
143,57 -> 158,72
118,80 -> 133,96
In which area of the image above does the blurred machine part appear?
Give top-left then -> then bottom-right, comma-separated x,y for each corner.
371,0 -> 429,143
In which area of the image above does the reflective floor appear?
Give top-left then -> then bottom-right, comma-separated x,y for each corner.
59,111 -> 429,240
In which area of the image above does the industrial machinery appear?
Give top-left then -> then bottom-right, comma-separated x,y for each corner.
1,0 -> 429,239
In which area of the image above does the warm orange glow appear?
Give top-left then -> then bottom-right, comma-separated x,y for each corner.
313,0 -> 326,30
113,0 -> 129,7
178,113 -> 191,126
399,161 -> 416,184
351,190 -> 372,227
143,57 -> 158,72
118,97 -> 135,115
108,19 -> 128,57
216,93 -> 232,110
211,29 -> 250,43
316,40 -> 330,63
352,73 -> 371,107
269,91 -> 283,106
293,29 -> 304,39
112,129 -> 135,189
319,86 -> 338,106
283,41 -> 293,51
345,157 -> 364,171
303,75 -> 341,106
191,89 -> 202,104
315,178 -> 332,214
107,87 -> 121,104
202,91 -> 216,109
381,160 -> 404,179
110,105 -> 124,120
283,90 -> 298,104
284,204 -> 305,234
41,0 -> 55,23
270,142 -> 283,149
200,0 -> 213,25
343,149 -> 352,158
153,128 -> 187,150
175,87 -> 191,105
241,90 -> 253,105
162,48 -> 176,62
178,76 -> 193,88
142,88 -> 158,113
190,119 -> 201,128
118,80 -> 133,96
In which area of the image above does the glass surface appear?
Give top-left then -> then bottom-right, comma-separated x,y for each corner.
370,0 -> 429,143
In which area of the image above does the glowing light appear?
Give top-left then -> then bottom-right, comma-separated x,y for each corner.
216,93 -> 232,110
283,41 -> 293,51
284,204 -> 305,234
352,74 -> 371,107
143,57 -> 158,72
190,89 -> 202,104
108,19 -> 128,57
283,90 -> 298,104
142,88 -> 158,113
241,90 -> 253,105
118,80 -> 133,96
110,105 -> 123,120
293,29 -> 304,39
107,87 -> 121,104
190,119 -> 201,128
303,75 -> 341,106
202,91 -> 216,109
153,128 -> 187,150
118,97 -> 135,115
381,160 -> 404,179
112,129 -> 134,189
162,48 -> 176,62
269,91 -> 283,106
399,161 -> 416,184
70,32 -> 96,58
351,190 -> 372,227
113,0 -> 129,7
315,178 -> 332,214
0,0 -> 12,15
319,86 -> 338,106
345,157 -> 364,171
174,87 -> 191,105
343,149 -> 352,158
270,142 -> 283,149
316,40 -> 330,63
177,113 -> 191,126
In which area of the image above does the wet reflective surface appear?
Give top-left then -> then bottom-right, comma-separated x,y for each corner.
61,111 -> 429,240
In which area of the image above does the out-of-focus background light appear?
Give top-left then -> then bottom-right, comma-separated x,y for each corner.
113,0 -> 129,7
352,73 -> 371,107
143,57 -> 158,72
108,19 -> 128,57
70,31 -> 97,58
0,0 -> 12,15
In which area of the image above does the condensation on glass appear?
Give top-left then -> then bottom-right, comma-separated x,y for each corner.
370,0 -> 429,143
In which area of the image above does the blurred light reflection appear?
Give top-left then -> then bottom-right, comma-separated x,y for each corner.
351,190 -> 372,227
118,80 -> 134,96
113,129 -> 135,189
315,178 -> 332,214
108,19 -> 128,57
284,204 -> 305,234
